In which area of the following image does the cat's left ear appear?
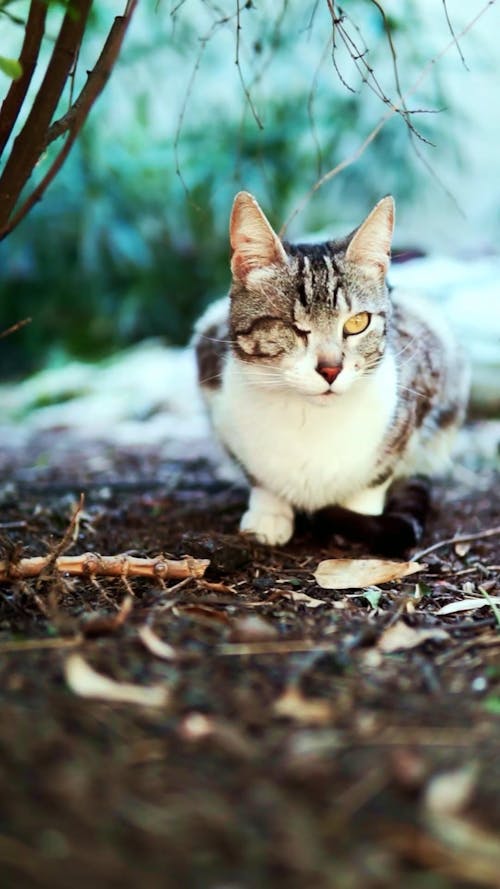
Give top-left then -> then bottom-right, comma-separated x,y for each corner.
345,196 -> 395,280
230,191 -> 288,284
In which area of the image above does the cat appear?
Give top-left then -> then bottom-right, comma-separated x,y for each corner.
194,192 -> 469,553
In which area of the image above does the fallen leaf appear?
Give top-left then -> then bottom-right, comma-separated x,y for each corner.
273,686 -> 333,725
454,541 -> 471,557
137,625 -> 177,660
229,614 -> 278,643
362,588 -> 382,609
436,597 -> 500,616
483,695 -> 500,714
424,763 -> 478,816
287,590 -> 326,608
178,713 -> 256,759
178,712 -> 214,741
314,558 -> 423,590
64,654 -> 168,708
377,620 -> 449,653
173,603 -> 231,627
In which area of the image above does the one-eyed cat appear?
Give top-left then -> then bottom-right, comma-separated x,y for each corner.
194,192 -> 469,552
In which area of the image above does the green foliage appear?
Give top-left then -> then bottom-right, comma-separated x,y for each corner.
0,55 -> 22,79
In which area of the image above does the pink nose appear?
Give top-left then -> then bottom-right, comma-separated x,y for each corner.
316,362 -> 342,385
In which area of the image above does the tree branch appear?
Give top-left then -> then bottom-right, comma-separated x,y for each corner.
0,552 -> 210,583
0,0 -> 92,228
0,0 -> 138,240
281,0 -> 496,234
45,1 -> 138,147
0,0 -> 47,156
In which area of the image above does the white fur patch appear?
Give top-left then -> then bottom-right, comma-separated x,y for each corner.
209,350 -> 399,513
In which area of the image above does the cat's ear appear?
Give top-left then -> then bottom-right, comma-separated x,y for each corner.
230,191 -> 288,283
345,196 -> 395,279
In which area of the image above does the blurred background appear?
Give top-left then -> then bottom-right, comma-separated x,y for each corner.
0,0 -> 499,414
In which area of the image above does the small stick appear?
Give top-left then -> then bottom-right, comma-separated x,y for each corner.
218,640 -> 337,656
0,317 -> 31,339
0,635 -> 81,653
413,526 -> 500,562
0,552 -> 210,583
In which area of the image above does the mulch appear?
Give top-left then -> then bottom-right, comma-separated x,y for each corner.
0,432 -> 499,889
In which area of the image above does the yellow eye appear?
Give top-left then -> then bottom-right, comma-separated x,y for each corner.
343,311 -> 370,336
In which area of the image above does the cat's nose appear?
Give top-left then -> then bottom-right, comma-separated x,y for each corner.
316,362 -> 342,385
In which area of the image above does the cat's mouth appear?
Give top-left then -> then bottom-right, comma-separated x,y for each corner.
309,389 -> 337,404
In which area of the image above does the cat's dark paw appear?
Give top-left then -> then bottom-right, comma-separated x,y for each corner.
311,477 -> 431,557
369,513 -> 424,556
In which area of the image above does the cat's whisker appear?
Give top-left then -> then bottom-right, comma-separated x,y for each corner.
199,335 -> 236,346
397,383 -> 428,399
392,335 -> 418,362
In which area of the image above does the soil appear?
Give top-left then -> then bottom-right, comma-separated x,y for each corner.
0,427 -> 499,889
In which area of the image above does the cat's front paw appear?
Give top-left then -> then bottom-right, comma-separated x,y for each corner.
240,508 -> 294,546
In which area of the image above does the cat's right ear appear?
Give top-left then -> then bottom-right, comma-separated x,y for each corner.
345,195 -> 395,280
230,192 -> 288,284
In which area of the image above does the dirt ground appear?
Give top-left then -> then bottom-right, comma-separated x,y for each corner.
0,426 -> 499,889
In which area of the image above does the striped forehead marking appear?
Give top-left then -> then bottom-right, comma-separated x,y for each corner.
323,254 -> 339,308
302,256 -> 315,304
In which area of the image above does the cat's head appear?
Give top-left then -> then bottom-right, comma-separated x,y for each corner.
229,191 -> 394,403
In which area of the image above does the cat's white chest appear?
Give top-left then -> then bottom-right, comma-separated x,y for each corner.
210,354 -> 398,511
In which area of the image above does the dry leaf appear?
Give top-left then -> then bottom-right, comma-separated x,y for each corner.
314,558 -> 423,590
229,614 -> 278,643
64,654 -> 168,707
273,686 -> 333,725
436,597 -> 500,616
424,763 -> 478,816
137,625 -> 177,660
287,590 -> 326,608
377,620 -> 449,653
454,541 -> 471,557
179,712 -> 214,741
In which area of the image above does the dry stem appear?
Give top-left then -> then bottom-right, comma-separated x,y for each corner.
0,552 -> 210,583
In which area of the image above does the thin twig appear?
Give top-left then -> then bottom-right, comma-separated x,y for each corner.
281,0 -> 496,234
442,0 -> 469,70
0,317 -> 31,339
218,639 -> 337,656
0,635 -> 81,653
235,0 -> 263,130
413,526 -> 500,562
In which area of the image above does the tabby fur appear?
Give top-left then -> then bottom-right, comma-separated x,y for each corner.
194,192 -> 468,547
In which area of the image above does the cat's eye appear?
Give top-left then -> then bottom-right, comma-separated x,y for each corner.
343,312 -> 371,336
292,324 -> 311,339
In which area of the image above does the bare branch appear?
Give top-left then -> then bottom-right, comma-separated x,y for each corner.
45,1 -> 138,147
0,1 -> 138,240
0,0 -> 47,156
0,317 -> 31,339
174,11 -> 236,199
0,0 -> 92,229
0,552 -> 210,583
235,0 -> 263,130
442,0 -> 469,70
281,0 -> 496,234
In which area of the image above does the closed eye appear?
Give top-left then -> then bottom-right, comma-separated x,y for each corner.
292,324 -> 311,339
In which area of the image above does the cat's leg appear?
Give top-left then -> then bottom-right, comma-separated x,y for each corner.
340,481 -> 391,516
240,486 -> 294,545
